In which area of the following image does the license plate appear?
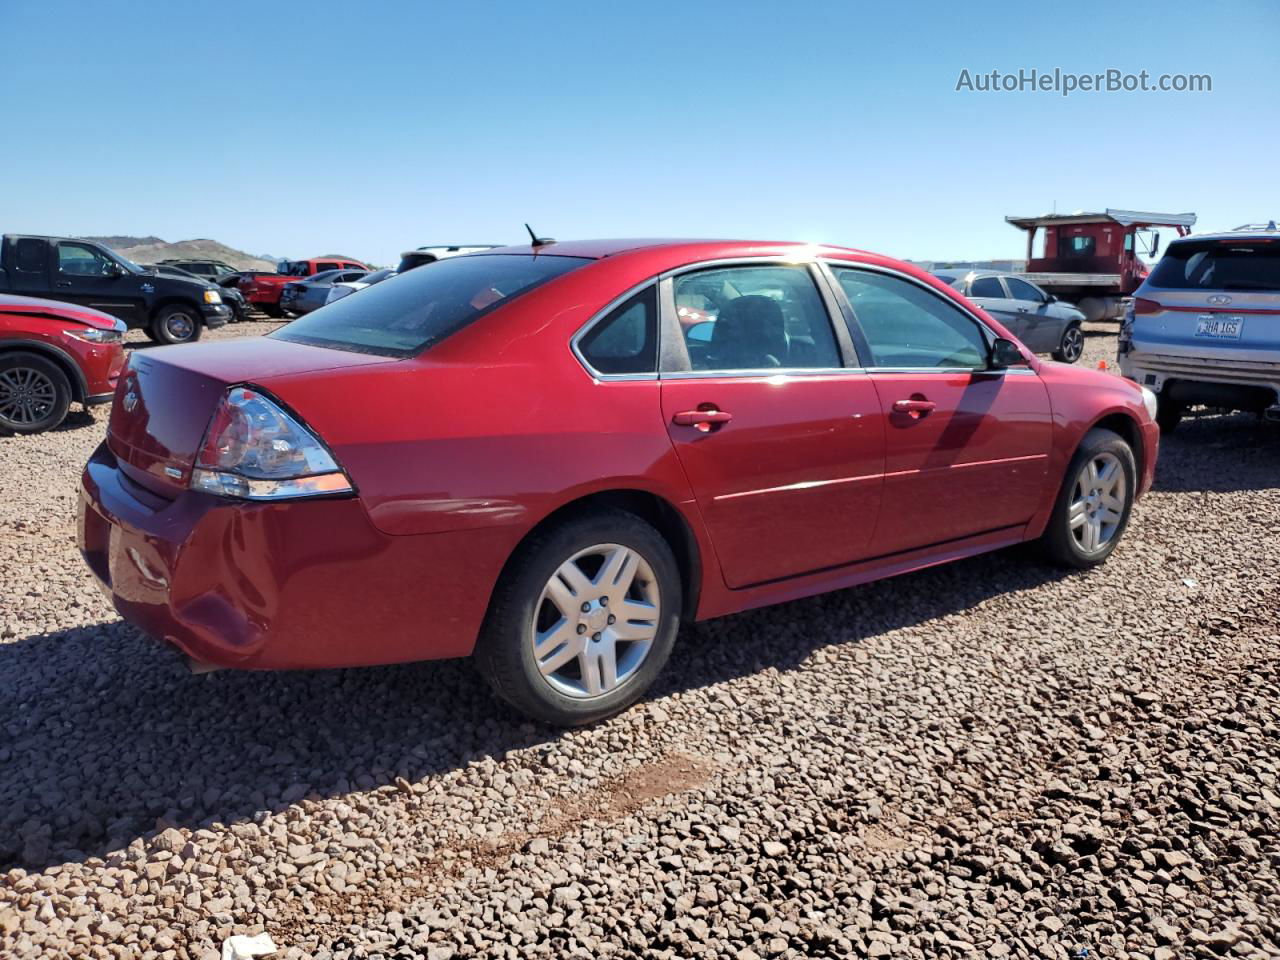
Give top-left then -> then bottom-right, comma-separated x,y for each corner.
1195,314 -> 1244,339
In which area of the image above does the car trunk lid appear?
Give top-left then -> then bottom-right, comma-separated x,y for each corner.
107,338 -> 397,498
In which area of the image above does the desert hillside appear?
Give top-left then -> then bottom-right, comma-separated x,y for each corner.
85,236 -> 278,271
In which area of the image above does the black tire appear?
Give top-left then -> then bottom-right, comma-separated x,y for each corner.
474,508 -> 682,726
1040,428 -> 1137,569
262,304 -> 285,319
0,352 -> 72,435
1052,322 -> 1085,363
1155,395 -> 1183,433
151,305 -> 203,345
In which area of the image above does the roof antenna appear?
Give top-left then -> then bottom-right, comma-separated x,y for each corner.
525,223 -> 556,247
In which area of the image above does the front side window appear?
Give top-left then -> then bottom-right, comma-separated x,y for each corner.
832,268 -> 989,369
969,276 -> 1005,298
1006,277 -> 1044,302
57,242 -> 113,276
672,265 -> 840,372
578,286 -> 657,375
274,253 -> 592,357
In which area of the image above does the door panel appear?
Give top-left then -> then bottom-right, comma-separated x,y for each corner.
661,375 -> 885,587
868,371 -> 1052,555
54,242 -> 145,322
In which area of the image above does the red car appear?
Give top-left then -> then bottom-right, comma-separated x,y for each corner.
78,240 -> 1159,725
1,293 -> 125,434
238,257 -> 370,317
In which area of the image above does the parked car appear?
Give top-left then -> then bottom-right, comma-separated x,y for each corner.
153,259 -> 240,282
1119,222 -> 1280,431
397,245 -> 500,273
0,293 -> 125,434
935,270 -> 1086,363
78,239 -> 1159,726
325,267 -> 396,306
0,235 -> 231,344
279,268 -> 369,316
238,257 -> 370,318
147,264 -> 251,322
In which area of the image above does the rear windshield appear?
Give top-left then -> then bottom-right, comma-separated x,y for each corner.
1149,239 -> 1280,291
272,254 -> 592,357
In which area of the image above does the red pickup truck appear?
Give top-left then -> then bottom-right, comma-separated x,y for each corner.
239,256 -> 370,317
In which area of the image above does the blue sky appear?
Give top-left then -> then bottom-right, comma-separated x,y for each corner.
2,0 -> 1276,266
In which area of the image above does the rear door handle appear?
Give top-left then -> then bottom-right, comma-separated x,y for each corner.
672,408 -> 733,432
892,398 -> 936,418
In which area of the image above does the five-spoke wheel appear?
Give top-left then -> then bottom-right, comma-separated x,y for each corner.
475,508 -> 681,726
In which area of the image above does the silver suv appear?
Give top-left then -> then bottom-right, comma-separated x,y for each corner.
1119,222 -> 1280,431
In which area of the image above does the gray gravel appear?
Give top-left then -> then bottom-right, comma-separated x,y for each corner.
2,320 -> 1278,959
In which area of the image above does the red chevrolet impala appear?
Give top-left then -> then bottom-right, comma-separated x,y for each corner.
78,240 -> 1159,725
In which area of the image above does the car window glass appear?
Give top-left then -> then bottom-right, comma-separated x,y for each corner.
672,265 -> 840,372
57,242 -> 112,276
1061,235 -> 1096,257
1148,240 -> 1280,291
578,286 -> 657,375
1006,278 -> 1044,302
969,276 -> 1005,298
15,238 -> 48,272
316,262 -> 340,272
832,268 -> 988,369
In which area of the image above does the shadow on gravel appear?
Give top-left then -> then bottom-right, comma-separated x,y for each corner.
1150,413 -> 1280,494
0,543 -> 1070,872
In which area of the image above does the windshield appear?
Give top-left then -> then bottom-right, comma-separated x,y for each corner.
112,250 -> 146,274
273,254 -> 592,357
1148,239 -> 1280,291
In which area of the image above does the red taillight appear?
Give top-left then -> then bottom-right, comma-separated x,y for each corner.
1133,298 -> 1162,315
192,387 -> 353,500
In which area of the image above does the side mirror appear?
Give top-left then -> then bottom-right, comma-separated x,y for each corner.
103,260 -> 123,278
1150,232 -> 1160,257
990,337 -> 1026,369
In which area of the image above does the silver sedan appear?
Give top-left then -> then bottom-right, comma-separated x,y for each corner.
934,270 -> 1086,363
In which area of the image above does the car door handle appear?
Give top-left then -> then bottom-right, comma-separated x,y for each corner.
672,408 -> 733,432
55,281 -> 72,287
892,398 -> 936,418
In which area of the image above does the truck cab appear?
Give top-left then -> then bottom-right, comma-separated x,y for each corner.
1006,209 -> 1197,322
238,256 -> 370,317
0,235 -> 231,344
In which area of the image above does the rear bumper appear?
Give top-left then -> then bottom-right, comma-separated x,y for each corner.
77,442 -> 511,670
1121,350 -> 1280,411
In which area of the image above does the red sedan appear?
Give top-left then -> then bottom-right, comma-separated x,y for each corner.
1,293 -> 126,434
78,240 -> 1159,725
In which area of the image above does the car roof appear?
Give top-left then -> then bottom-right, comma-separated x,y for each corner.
1168,228 -> 1280,245
467,238 -> 868,261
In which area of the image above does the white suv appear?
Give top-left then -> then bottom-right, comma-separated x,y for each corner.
1119,222 -> 1280,431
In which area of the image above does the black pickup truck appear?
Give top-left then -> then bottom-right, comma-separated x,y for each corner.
0,235 -> 231,344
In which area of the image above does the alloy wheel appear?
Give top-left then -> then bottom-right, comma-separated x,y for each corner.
1061,326 -> 1084,362
165,312 -> 195,341
1069,452 -> 1126,553
530,543 -> 661,699
0,367 -> 57,426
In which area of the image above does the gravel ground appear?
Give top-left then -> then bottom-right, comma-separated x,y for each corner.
2,320 -> 1278,959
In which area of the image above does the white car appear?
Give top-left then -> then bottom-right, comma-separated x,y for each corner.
325,267 -> 396,305
1119,221 -> 1280,430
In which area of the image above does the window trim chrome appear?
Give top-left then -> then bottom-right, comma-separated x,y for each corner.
569,279 -> 662,382
656,256 -> 860,379
818,257 -> 1035,375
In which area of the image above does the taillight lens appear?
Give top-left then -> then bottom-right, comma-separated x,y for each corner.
191,387 -> 353,500
1133,297 -> 1162,315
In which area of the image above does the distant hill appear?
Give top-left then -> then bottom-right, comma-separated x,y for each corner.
84,236 -> 279,272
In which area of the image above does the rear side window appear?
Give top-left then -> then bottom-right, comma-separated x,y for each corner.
274,254 -> 592,357
1148,240 -> 1280,291
14,238 -> 48,272
578,286 -> 657,375
970,276 -> 1005,298
316,262 -> 341,272
833,268 -> 988,369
